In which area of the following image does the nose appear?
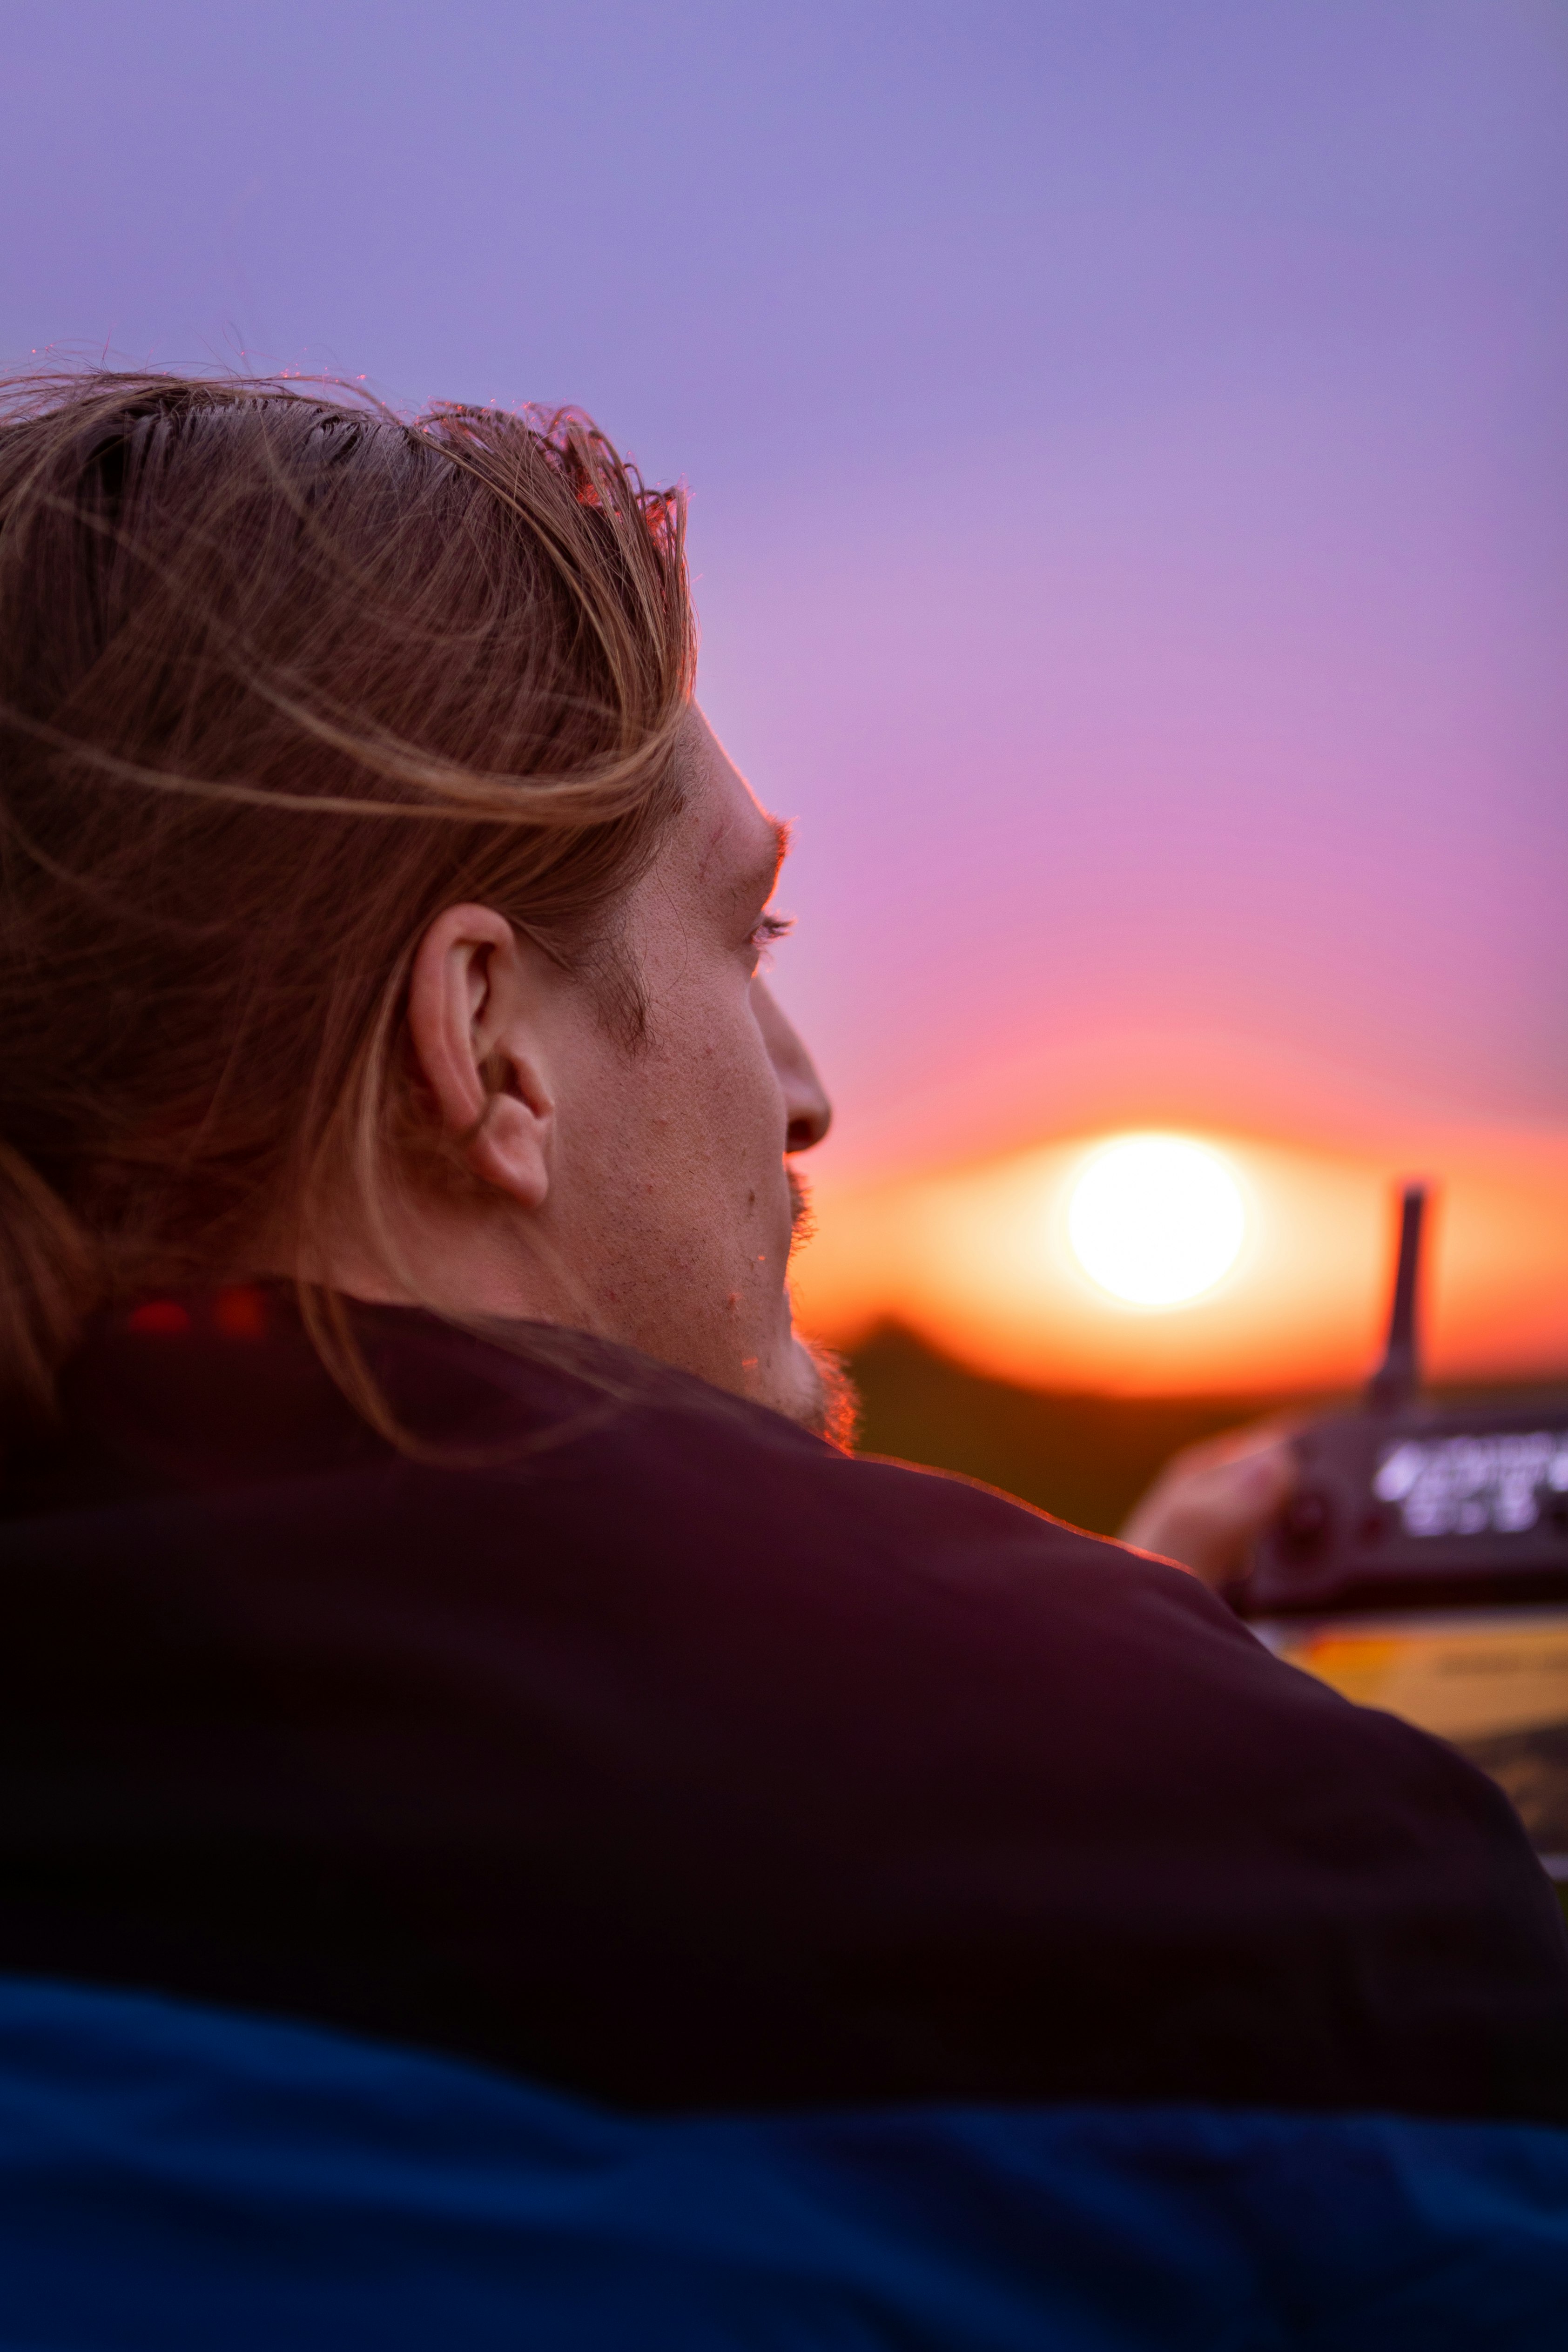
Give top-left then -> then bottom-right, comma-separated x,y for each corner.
751,980 -> 832,1154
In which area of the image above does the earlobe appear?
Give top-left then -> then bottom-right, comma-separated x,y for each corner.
464,1054 -> 553,1211
406,904 -> 554,1212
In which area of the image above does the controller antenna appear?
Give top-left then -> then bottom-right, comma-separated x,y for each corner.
1367,1182 -> 1427,1413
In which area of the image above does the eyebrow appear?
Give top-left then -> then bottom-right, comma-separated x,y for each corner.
737,815 -> 791,907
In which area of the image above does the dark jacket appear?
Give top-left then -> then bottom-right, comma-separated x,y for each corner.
2,1289 -> 1565,2118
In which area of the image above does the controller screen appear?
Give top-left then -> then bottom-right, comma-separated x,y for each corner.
1374,1432 -> 1568,1539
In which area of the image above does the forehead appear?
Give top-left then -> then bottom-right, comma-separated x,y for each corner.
675,708 -> 787,905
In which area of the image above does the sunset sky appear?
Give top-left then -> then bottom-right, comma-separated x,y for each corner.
6,1 -> 1567,1391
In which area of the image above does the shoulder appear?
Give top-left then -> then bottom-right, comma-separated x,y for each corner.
374,1312 -> 1450,1771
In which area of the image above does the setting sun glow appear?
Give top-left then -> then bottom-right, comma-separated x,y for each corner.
789,1123 -> 1568,1398
1067,1136 -> 1246,1308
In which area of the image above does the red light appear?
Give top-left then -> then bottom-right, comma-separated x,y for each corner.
214,1286 -> 268,1341
127,1301 -> 192,1337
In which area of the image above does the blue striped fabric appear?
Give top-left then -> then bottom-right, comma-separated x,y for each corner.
0,1976 -> 1564,2349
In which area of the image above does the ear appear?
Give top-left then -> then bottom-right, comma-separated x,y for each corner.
405,904 -> 554,1210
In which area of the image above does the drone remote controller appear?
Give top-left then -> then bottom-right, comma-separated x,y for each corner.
1235,1187 -> 1568,1620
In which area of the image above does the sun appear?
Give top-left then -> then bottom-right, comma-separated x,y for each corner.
1067,1134 -> 1246,1308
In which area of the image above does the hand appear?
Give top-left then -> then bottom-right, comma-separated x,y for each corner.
1120,1423 -> 1298,1591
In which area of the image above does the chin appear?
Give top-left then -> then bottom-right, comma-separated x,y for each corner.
782,1331 -> 861,1452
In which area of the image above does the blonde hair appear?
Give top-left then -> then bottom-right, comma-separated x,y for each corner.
0,371 -> 694,1433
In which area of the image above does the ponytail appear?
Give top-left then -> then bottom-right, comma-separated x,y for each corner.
0,1141 -> 94,1432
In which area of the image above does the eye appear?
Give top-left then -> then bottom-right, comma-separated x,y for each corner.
747,912 -> 794,960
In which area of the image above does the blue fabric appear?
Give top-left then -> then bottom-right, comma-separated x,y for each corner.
0,1977 -> 1564,2350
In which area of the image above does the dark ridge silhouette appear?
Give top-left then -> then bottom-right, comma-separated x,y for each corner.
843,1322 -> 1561,1542
843,1322 -> 1316,1536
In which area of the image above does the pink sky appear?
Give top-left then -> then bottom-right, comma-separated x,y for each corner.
699,359 -> 1567,1189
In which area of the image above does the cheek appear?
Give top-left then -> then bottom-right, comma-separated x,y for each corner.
572,992 -> 779,1201
562,978 -> 799,1383
642,990 -> 793,1249
730,992 -> 793,1145
671,1001 -> 788,1190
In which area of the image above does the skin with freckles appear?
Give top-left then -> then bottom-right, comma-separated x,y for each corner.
336,707 -> 833,1429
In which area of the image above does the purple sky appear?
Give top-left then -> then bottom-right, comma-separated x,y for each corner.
6,0 -> 1567,1183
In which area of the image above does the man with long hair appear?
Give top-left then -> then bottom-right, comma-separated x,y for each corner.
0,374 -> 1561,2178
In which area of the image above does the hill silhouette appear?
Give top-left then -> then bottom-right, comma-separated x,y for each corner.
843,1323 -> 1324,1538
